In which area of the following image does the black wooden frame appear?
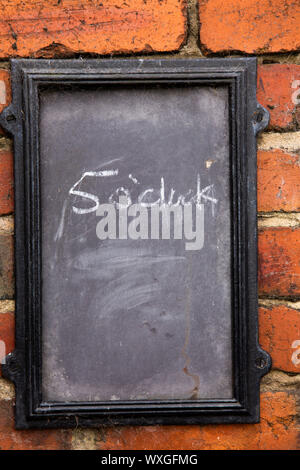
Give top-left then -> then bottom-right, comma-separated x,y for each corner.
0,58 -> 271,429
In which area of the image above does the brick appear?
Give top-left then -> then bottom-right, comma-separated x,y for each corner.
0,151 -> 13,215
0,400 -> 72,450
258,228 -> 300,297
0,70 -> 11,136
99,392 -> 298,450
0,313 -> 14,377
0,70 -> 11,114
257,65 -> 300,130
257,149 -> 300,212
259,305 -> 300,373
0,234 -> 14,300
0,0 -> 187,58
199,0 -> 300,54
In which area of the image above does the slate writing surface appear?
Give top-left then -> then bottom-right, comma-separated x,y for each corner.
40,84 -> 233,402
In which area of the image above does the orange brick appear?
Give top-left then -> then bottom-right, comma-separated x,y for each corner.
99,392 -> 298,450
0,0 -> 187,57
0,313 -> 14,377
257,149 -> 300,212
0,69 -> 11,136
0,400 -> 72,449
258,228 -> 300,297
259,305 -> 300,373
0,150 -> 13,215
0,234 -> 14,300
0,70 -> 11,114
257,65 -> 300,130
199,0 -> 300,54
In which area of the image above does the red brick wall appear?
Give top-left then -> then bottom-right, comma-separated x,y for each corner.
0,0 -> 299,450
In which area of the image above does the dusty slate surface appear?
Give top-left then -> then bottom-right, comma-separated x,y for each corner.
39,85 -> 232,402
199,0 -> 300,54
0,0 -> 187,57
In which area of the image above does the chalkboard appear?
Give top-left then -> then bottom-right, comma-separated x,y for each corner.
40,84 -> 232,402
1,58 -> 271,428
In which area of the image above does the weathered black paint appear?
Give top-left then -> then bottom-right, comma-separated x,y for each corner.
0,58 -> 270,429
